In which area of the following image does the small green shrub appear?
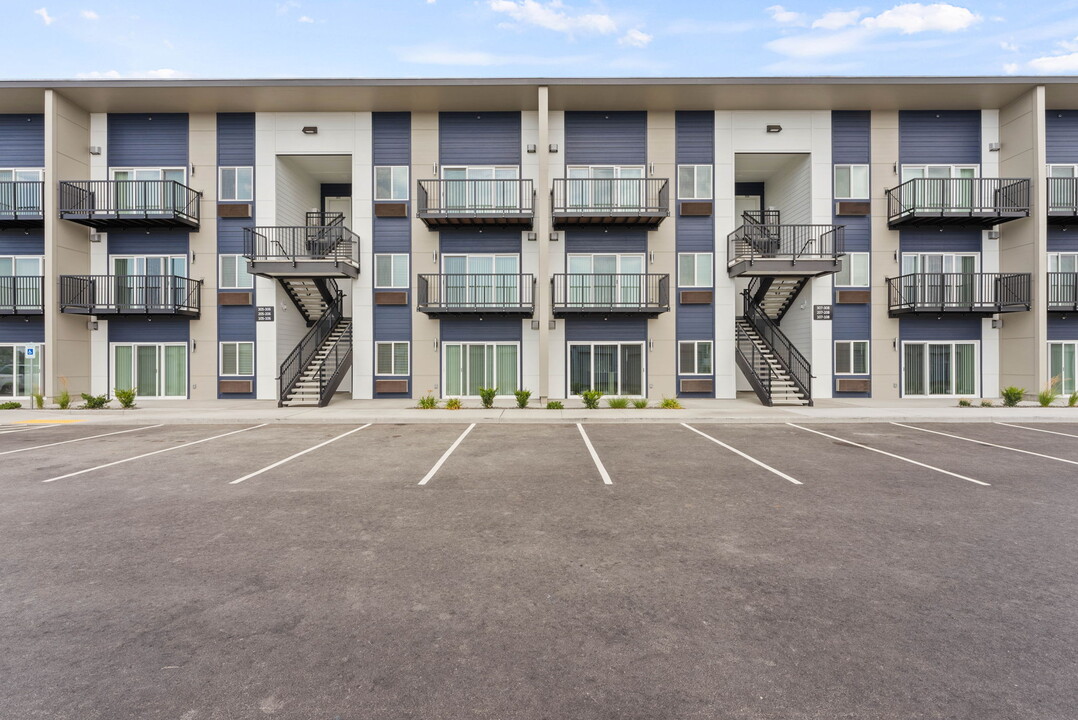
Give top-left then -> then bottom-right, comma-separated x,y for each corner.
417,393 -> 438,409
57,390 -> 71,410
1068,391 -> 1078,408
32,393 -> 44,409
632,398 -> 649,409
80,393 -> 110,409
114,387 -> 137,409
545,400 -> 564,410
445,397 -> 462,410
0,401 -> 22,410
514,389 -> 532,409
1000,386 -> 1025,407
1038,387 -> 1059,407
957,398 -> 972,407
606,397 -> 630,409
659,396 -> 683,409
580,390 -> 603,409
478,387 -> 497,409
980,399 -> 994,408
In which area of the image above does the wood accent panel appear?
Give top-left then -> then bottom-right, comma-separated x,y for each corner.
219,380 -> 253,394
679,201 -> 713,216
218,291 -> 253,306
374,202 -> 408,218
835,289 -> 871,304
374,290 -> 408,306
375,379 -> 409,394
835,201 -> 870,216
679,290 -> 713,305
218,203 -> 252,218
836,378 -> 871,393
679,378 -> 714,394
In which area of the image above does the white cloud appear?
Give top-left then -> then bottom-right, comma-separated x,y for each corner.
399,45 -> 586,66
80,9 -> 98,20
75,68 -> 191,79
767,27 -> 871,57
766,5 -> 806,25
1059,36 -> 1078,53
276,1 -> 299,14
298,15 -> 314,22
1000,40 -> 1018,52
488,0 -> 617,35
1003,62 -> 1019,74
1030,51 -> 1078,73
618,29 -> 652,48
34,7 -> 54,25
861,3 -> 981,34
812,9 -> 861,30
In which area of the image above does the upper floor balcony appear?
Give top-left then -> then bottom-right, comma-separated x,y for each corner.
416,273 -> 536,317
886,272 -> 1031,316
416,179 -> 535,229
58,274 -> 202,318
0,276 -> 44,315
0,181 -> 44,228
58,180 -> 201,230
551,178 -> 669,230
886,178 -> 1030,229
551,273 -> 670,318
244,224 -> 360,279
1048,272 -> 1078,313
1048,177 -> 1078,225
727,221 -> 844,277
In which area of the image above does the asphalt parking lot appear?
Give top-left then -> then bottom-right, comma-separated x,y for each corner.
1,420 -> 1077,719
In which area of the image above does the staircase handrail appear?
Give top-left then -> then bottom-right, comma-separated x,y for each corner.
314,322 -> 354,407
278,291 -> 344,406
734,323 -> 776,407
728,223 -> 844,265
742,290 -> 813,403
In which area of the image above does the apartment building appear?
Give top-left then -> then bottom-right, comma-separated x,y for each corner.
0,78 -> 1075,406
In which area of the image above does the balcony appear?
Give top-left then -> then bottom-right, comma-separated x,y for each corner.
244,225 -> 360,278
551,178 -> 669,229
1048,272 -> 1078,313
551,273 -> 670,318
1048,178 -> 1078,225
886,178 -> 1030,228
417,180 -> 535,229
886,273 -> 1031,317
0,181 -> 44,228
727,223 -> 844,277
58,274 -> 202,317
417,274 -> 535,317
58,180 -> 200,230
0,276 -> 44,315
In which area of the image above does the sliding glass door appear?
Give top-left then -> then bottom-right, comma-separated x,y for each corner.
0,344 -> 42,397
566,254 -> 645,307
443,343 -> 519,397
113,344 -> 187,398
568,342 -> 645,396
112,256 -> 187,309
1050,342 -> 1076,395
0,256 -> 43,310
111,168 -> 186,213
903,342 -> 978,396
442,255 -> 520,308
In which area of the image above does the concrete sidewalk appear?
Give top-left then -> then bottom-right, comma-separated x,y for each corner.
4,395 -> 1078,425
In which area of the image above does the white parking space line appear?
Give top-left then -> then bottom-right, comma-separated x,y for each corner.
0,424 -> 163,457
893,422 -> 1078,468
577,424 -> 613,485
994,422 -> 1078,440
230,424 -> 372,485
789,423 -> 989,486
42,424 -> 268,484
682,423 -> 802,485
0,425 -> 60,435
418,424 -> 476,486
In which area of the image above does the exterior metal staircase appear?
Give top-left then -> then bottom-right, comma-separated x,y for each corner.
279,277 -> 337,325
735,291 -> 812,406
279,290 -> 353,408
748,276 -> 809,322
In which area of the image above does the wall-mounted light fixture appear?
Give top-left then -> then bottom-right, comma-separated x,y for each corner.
89,146 -> 102,156
548,319 -> 556,329
192,340 -> 197,351
90,233 -> 103,243
434,338 -> 440,350
549,143 -> 559,153
987,230 -> 1000,240
892,338 -> 898,350
301,126 -> 318,135
649,250 -> 655,265
432,250 -> 439,263
531,320 -> 540,330
766,125 -> 782,133
527,232 -> 537,241
549,232 -> 559,242
991,317 -> 1004,329
86,320 -> 98,331
988,142 -> 1001,152
893,162 -> 898,175
648,339 -> 655,351
526,144 -> 537,153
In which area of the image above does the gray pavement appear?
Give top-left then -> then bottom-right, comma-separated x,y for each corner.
1,421 -> 1077,718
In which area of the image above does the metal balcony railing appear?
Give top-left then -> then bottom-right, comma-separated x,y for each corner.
417,179 -> 535,228
1048,177 -> 1078,222
887,273 -> 1031,315
58,274 -> 202,316
0,276 -> 44,314
0,181 -> 44,226
57,180 -> 201,229
417,273 -> 535,315
551,178 -> 669,228
551,273 -> 670,315
243,225 -> 360,276
1048,272 -> 1078,312
886,178 -> 1030,227
728,223 -> 845,265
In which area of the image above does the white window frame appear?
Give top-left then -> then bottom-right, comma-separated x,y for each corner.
111,342 -> 189,399
0,255 -> 44,275
677,252 -> 713,288
374,254 -> 410,289
0,343 -> 43,398
900,165 -> 979,182
1049,341 -> 1077,395
374,166 -> 409,201
834,340 -> 870,376
1048,252 -> 1078,273
218,166 -> 253,202
1048,164 -> 1078,178
678,340 -> 713,376
441,341 -> 521,398
835,252 -> 870,288
109,167 -> 187,183
901,341 -> 979,398
375,341 -> 410,376
567,341 -> 647,397
218,254 -> 254,289
901,253 -> 979,275
834,164 -> 870,200
219,341 -> 255,377
677,164 -> 713,200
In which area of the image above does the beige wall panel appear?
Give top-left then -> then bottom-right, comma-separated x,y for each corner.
410,113 -> 440,397
647,111 -> 677,399
187,113 -> 218,400
870,111 -> 901,400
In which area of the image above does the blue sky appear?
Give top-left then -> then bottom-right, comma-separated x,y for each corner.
6,0 -> 1078,79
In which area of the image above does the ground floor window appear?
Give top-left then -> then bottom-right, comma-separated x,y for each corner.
113,343 -> 187,398
219,342 -> 254,377
569,342 -> 645,396
902,341 -> 977,397
375,341 -> 410,376
443,343 -> 518,397
1050,342 -> 1076,395
835,340 -> 869,375
678,341 -> 712,375
0,344 -> 42,397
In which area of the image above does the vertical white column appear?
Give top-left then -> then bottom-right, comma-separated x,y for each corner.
810,110 -> 834,399
981,109 -> 1001,396
546,110 -> 566,398
88,113 -> 109,395
254,112 -> 278,400
520,110 -> 541,397
353,112 -> 374,398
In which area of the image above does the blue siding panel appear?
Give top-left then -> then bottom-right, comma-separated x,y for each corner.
218,305 -> 256,342
900,315 -> 981,341
107,231 -> 189,256
373,112 -> 411,165
0,230 -> 44,255
374,304 -> 413,342
676,215 -> 714,253
108,317 -> 190,343
1046,110 -> 1078,164
439,112 -> 521,166
440,228 -> 521,254
1048,227 -> 1078,253
841,215 -> 871,252
564,317 -> 647,341
374,216 -> 412,253
218,218 -> 250,254
675,111 -> 714,164
899,110 -> 981,165
439,317 -> 522,342
216,113 -> 255,166
108,114 -> 189,167
0,317 -> 45,342
1049,316 -> 1078,340
676,304 -> 713,339
0,114 -> 45,166
565,112 -> 647,166
900,228 -> 981,254
832,304 -> 871,341
832,111 -> 871,164
564,228 -> 648,255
